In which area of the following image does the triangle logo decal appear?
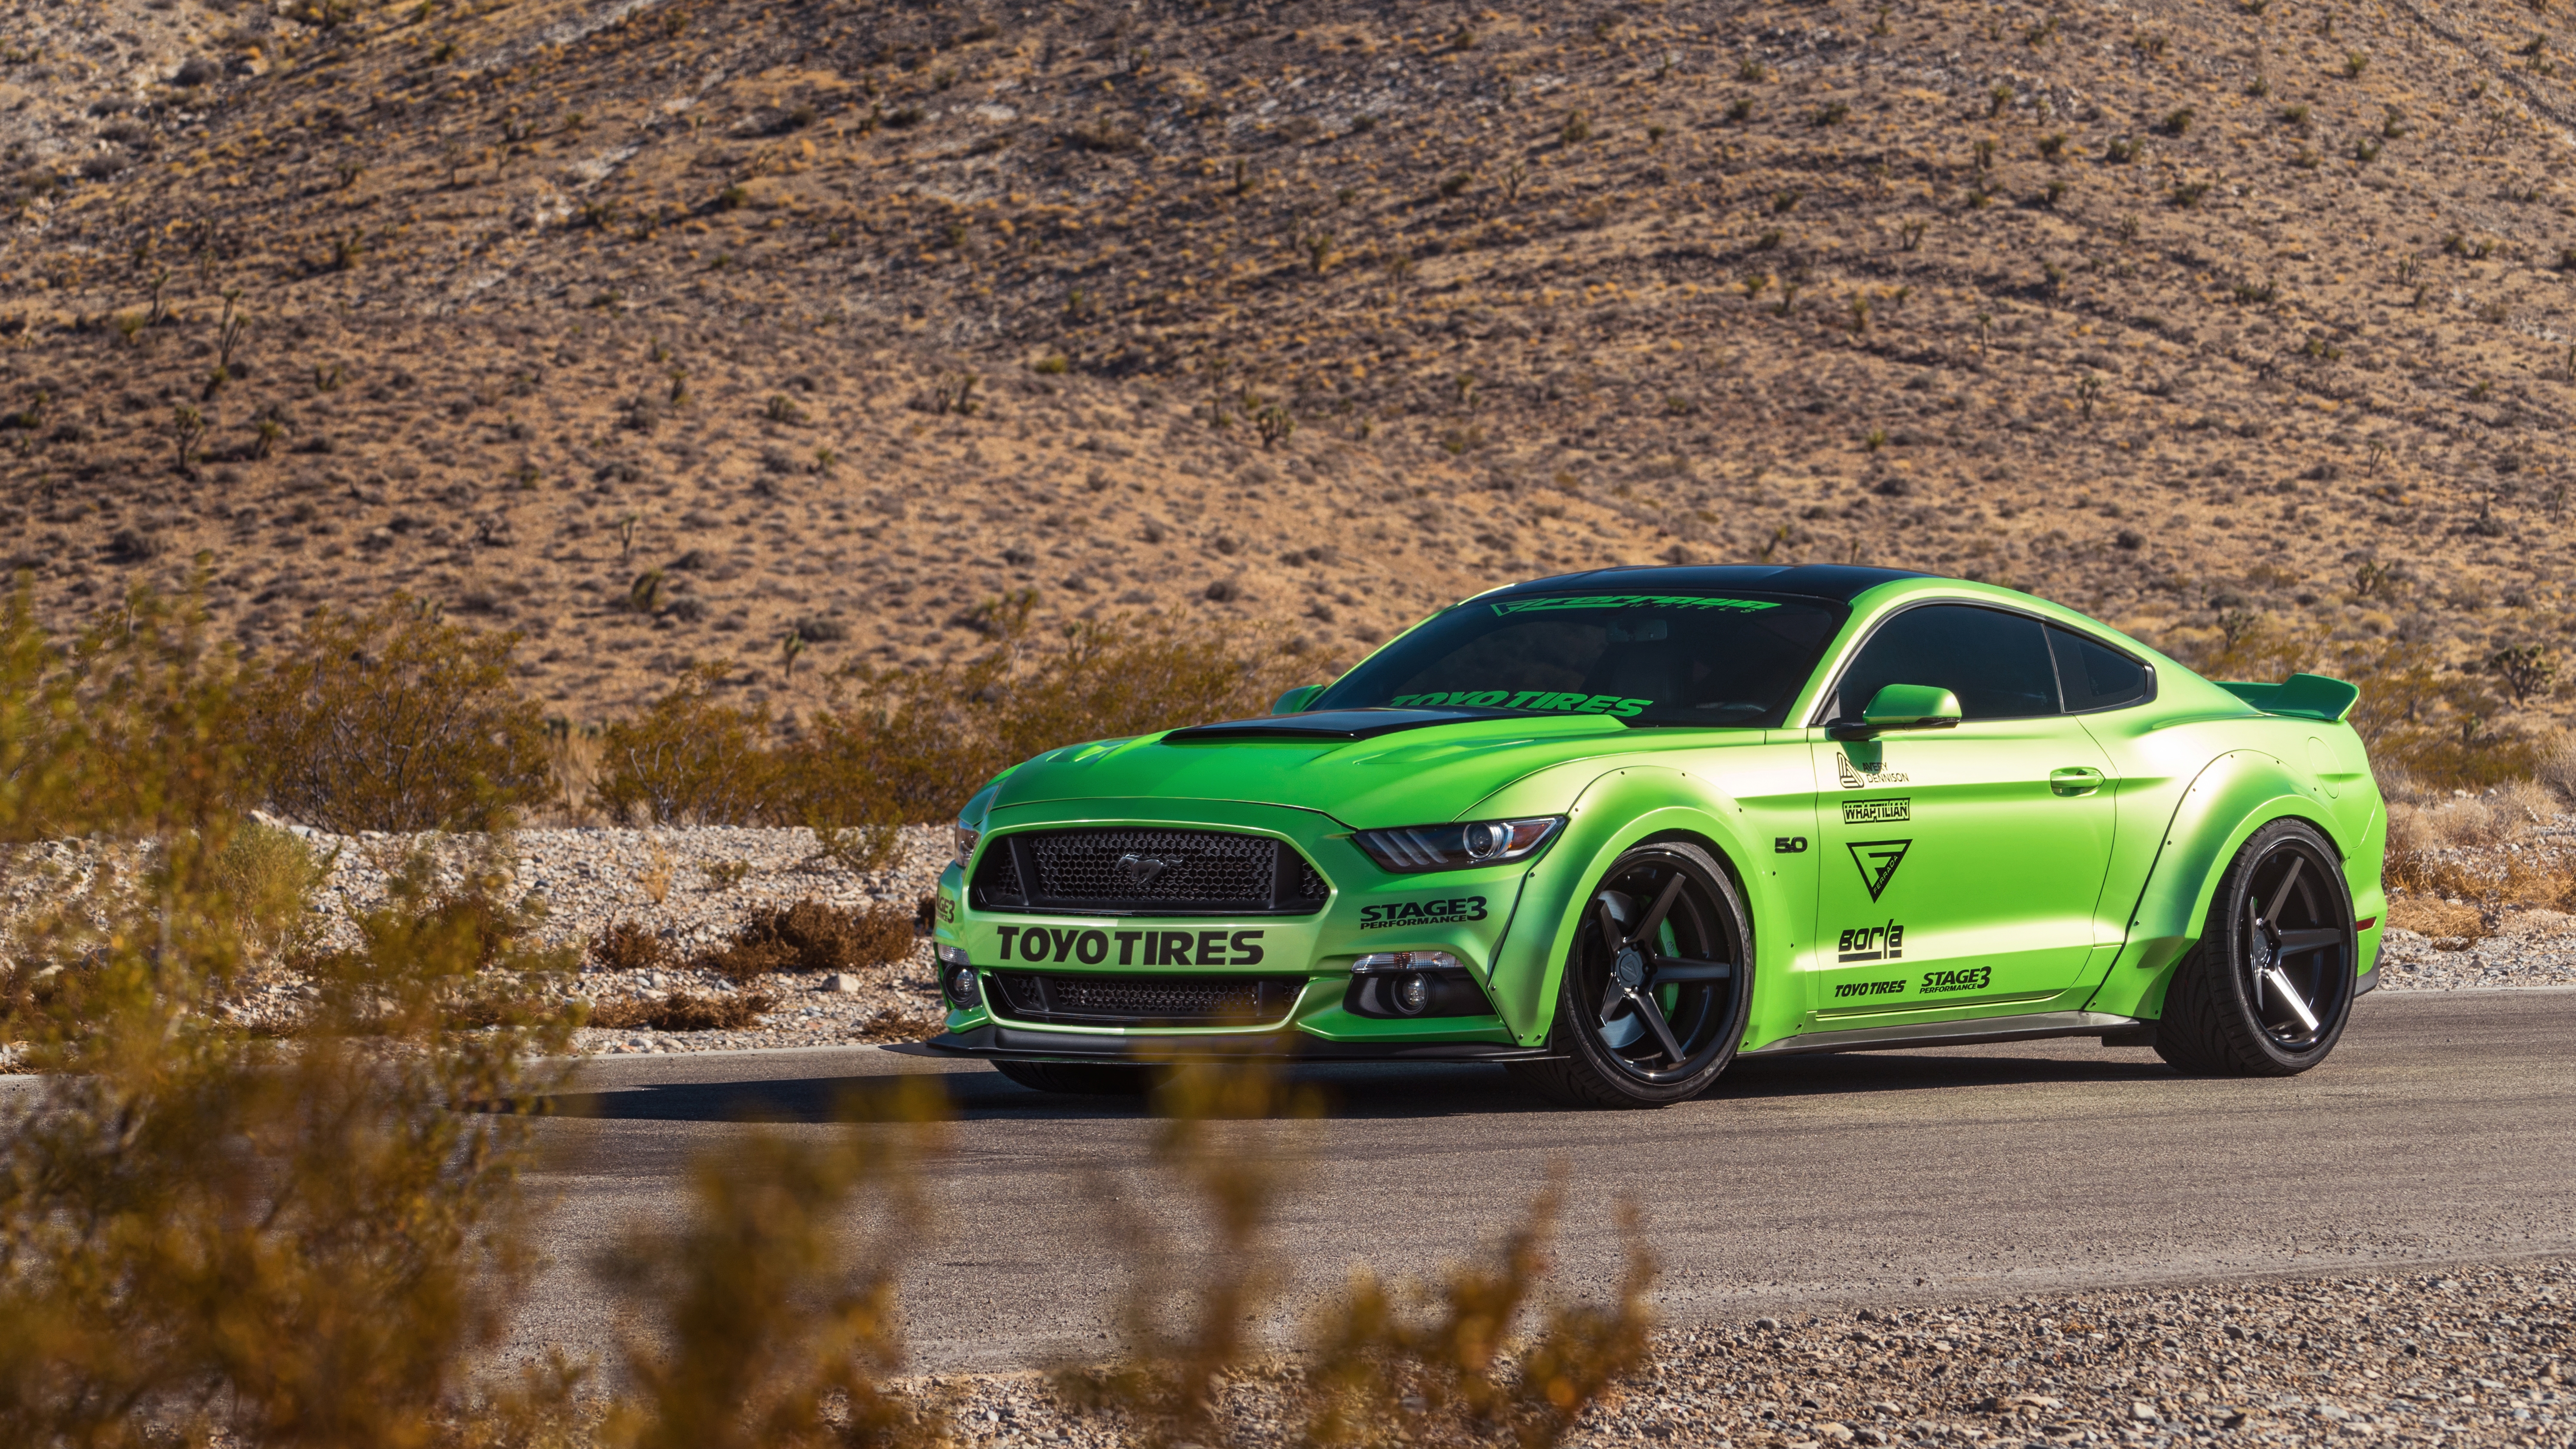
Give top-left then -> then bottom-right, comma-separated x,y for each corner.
1847,839 -> 1912,902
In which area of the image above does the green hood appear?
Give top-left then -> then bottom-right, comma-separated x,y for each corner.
989,712 -> 1672,828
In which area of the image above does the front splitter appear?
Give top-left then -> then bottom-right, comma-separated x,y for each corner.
925,1022 -> 1558,1065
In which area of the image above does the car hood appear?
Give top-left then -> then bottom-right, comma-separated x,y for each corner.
988,711 -> 1655,828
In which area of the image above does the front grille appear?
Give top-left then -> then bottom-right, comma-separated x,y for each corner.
988,971 -> 1306,1026
971,828 -> 1331,916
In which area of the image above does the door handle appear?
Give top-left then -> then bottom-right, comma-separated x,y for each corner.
2049,767 -> 2105,797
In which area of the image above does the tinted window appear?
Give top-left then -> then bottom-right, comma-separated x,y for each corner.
1311,592 -> 1842,728
1826,604 -> 2060,721
2050,626 -> 2153,712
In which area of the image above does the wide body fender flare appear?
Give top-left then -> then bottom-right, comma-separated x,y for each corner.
2084,748 -> 2381,1021
1479,765 -> 1776,1047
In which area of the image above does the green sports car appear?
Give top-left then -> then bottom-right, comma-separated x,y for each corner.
925,565 -> 2385,1108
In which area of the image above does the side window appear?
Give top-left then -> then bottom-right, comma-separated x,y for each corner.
2049,626 -> 2154,712
1826,605 -> 2062,721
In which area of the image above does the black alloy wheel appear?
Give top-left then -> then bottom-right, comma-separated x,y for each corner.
2155,819 -> 2357,1077
1511,841 -> 1753,1109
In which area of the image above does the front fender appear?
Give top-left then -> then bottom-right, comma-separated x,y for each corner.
1481,766 -> 1784,1048
2084,749 -> 2369,1020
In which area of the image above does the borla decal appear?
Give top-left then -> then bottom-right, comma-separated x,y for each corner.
1846,839 -> 1912,902
1837,920 -> 1905,963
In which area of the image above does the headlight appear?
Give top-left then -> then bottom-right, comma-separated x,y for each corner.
1352,817 -> 1563,873
954,822 -> 981,868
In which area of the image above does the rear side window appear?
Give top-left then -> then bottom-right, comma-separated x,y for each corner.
2050,627 -> 2154,712
1824,604 -> 2061,721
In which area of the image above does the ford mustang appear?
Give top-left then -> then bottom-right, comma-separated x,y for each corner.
924,565 -> 2384,1107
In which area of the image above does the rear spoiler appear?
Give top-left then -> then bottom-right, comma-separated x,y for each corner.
2214,672 -> 2360,724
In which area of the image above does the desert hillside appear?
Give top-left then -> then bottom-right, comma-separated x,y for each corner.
4,0 -> 2574,738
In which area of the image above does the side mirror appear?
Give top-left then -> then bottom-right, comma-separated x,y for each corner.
1271,684 -> 1326,715
1830,683 -> 1964,739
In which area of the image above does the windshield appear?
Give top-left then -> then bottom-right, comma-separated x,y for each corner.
1310,592 -> 1843,728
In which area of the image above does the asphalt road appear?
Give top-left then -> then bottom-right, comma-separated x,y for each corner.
505,988 -> 2576,1376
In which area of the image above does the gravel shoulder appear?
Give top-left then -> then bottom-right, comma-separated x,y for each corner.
10,825 -> 2575,1068
917,1260 -> 2574,1449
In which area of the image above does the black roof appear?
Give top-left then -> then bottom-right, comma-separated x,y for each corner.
1486,564 -> 1932,604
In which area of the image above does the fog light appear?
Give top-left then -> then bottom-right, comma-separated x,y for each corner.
1352,950 -> 1464,975
1393,972 -> 1431,1015
935,945 -> 981,1010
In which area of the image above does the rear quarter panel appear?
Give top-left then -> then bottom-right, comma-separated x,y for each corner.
2077,697 -> 2385,1020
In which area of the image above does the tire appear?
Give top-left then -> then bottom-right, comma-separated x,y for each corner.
2154,819 -> 2357,1078
1508,841 -> 1754,1109
990,1060 -> 1157,1096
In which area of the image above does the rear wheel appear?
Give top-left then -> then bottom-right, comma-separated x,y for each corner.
2155,819 -> 2356,1077
990,1060 -> 1157,1096
1509,841 -> 1753,1109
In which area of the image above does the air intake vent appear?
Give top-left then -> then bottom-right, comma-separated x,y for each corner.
970,829 -> 1331,917
987,971 -> 1306,1027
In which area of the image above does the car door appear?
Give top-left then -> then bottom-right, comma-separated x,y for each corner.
1803,603 -> 2120,1024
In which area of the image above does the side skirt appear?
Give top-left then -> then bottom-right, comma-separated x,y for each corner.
1743,1010 -> 2150,1057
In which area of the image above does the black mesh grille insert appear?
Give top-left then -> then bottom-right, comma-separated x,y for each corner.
988,971 -> 1306,1026
971,829 -> 1331,916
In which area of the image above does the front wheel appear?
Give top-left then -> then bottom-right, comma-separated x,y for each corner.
1509,841 -> 1753,1109
2155,819 -> 2357,1077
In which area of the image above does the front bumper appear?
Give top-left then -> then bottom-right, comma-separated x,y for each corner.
931,797 -> 1555,1057
924,1022 -> 1558,1064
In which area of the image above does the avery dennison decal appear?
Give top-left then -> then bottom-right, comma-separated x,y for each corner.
1835,752 -> 1910,788
1387,689 -> 1650,717
1836,920 -> 1905,963
1847,839 -> 1912,902
1488,594 -> 1780,616
992,925 -> 1266,967
1920,965 -> 1992,994
1842,797 -> 1911,824
1359,895 -> 1488,930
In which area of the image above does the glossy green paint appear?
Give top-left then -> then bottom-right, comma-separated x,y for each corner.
933,574 -> 2386,1057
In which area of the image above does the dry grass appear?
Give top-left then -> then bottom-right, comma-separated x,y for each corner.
587,990 -> 775,1033
586,919 -> 672,974
696,897 -> 916,981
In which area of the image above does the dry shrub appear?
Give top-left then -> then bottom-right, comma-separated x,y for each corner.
1303,1180 -> 1656,1449
2492,777 -> 2558,827
588,990 -> 774,1033
2388,895 -> 2485,940
639,835 -> 675,905
2166,620 -> 2542,792
1053,1060 -> 1317,1447
588,919 -> 672,973
0,827 -> 577,1445
247,596 -> 553,832
597,1078 -> 951,1449
1054,1063 -> 1656,1449
592,665 -> 784,826
2536,729 -> 2576,806
798,617 -> 1325,825
216,817 -> 337,964
0,581 -> 255,843
814,821 -> 906,875
697,898 -> 915,981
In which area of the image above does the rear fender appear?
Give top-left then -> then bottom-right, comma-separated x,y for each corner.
1480,766 -> 1780,1047
2084,750 -> 2357,1020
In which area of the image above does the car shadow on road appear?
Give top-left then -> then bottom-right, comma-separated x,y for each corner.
527,1048 -> 2180,1124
